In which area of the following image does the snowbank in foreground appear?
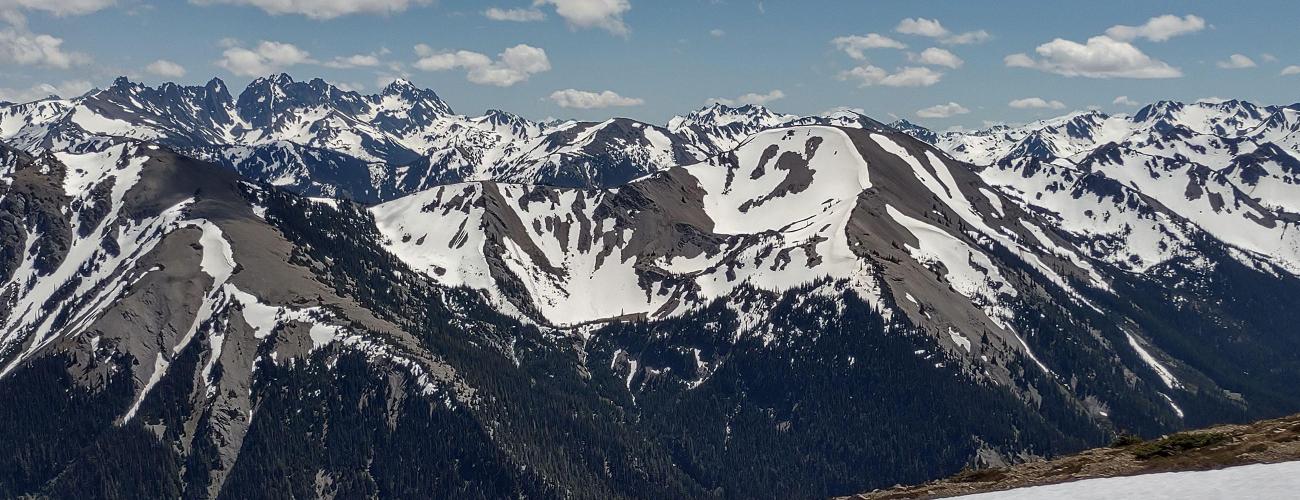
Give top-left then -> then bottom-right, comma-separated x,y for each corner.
955,461 -> 1300,500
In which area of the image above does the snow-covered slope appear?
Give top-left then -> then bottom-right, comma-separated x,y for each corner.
374,124 -> 1141,396
0,140 -> 475,494
376,126 -> 883,326
952,462 -> 1300,500
894,100 -> 1300,274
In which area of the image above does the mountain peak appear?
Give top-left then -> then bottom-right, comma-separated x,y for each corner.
383,78 -> 418,92
108,76 -> 143,93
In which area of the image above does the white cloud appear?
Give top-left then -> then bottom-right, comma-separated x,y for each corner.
216,40 -> 314,76
1282,65 -> 1300,76
0,79 -> 92,103
1104,14 -> 1205,42
943,30 -> 990,45
916,102 -> 969,118
1003,53 -> 1035,68
324,52 -> 383,68
549,88 -> 642,108
145,59 -> 187,77
895,17 -> 989,45
707,89 -> 785,106
912,47 -> 962,68
0,0 -> 115,24
840,65 -> 942,87
484,7 -> 545,22
831,33 -> 905,60
1008,97 -> 1065,109
709,28 -> 725,38
1004,35 -> 1181,79
1260,53 -> 1277,63
896,17 -> 945,37
822,106 -> 865,115
374,73 -> 407,89
1112,95 -> 1139,106
1216,53 -> 1256,69
333,81 -> 366,92
0,27 -> 87,68
191,0 -> 432,20
533,0 -> 630,36
414,43 -> 550,87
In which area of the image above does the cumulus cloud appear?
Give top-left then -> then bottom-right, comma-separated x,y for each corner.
191,0 -> 432,20
709,28 -> 724,38
821,106 -> 865,115
1008,97 -> 1065,109
324,52 -> 384,68
915,102 -> 969,119
895,17 -> 946,38
484,7 -> 545,22
840,65 -> 942,87
216,40 -> 314,76
1112,95 -> 1139,106
0,27 -> 87,68
707,89 -> 785,106
831,33 -> 905,59
145,59 -> 187,77
1282,65 -> 1300,76
414,43 -> 550,87
1004,35 -> 1181,78
332,81 -> 366,92
549,88 -> 642,108
895,17 -> 989,45
0,79 -> 92,103
1216,53 -> 1256,69
0,0 -> 115,24
1104,14 -> 1205,42
534,0 -> 631,36
943,30 -> 991,45
911,47 -> 962,68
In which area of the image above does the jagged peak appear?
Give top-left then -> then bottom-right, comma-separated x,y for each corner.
205,77 -> 227,91
110,76 -> 136,89
480,108 -> 528,123
247,72 -> 296,88
382,78 -> 418,93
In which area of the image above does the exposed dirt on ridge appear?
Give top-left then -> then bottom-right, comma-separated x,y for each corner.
842,413 -> 1300,499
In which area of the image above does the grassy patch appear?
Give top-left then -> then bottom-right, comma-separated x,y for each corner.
1110,433 -> 1144,448
952,467 -> 1008,483
1132,432 -> 1230,460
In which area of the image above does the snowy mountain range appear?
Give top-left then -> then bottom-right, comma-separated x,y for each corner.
1,76 -> 1299,498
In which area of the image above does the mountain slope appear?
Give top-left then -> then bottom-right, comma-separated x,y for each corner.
2,83 -> 1300,498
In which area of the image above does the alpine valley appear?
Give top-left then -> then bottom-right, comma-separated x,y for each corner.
2,75 -> 1300,499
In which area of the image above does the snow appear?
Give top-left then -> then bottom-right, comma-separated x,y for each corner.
885,204 -> 1016,307
949,328 -> 972,353
0,149 -> 183,378
376,126 -> 886,327
309,324 -> 341,349
1126,332 -> 1183,390
952,461 -> 1300,500
122,354 -> 168,422
979,188 -> 1004,217
370,184 -> 497,291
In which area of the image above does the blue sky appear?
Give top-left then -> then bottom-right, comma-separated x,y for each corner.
2,0 -> 1298,128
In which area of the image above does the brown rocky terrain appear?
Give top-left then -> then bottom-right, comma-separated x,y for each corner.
844,413 -> 1300,499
